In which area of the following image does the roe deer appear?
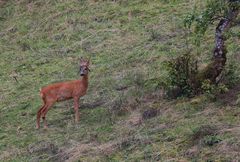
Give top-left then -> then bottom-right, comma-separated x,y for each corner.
36,58 -> 90,129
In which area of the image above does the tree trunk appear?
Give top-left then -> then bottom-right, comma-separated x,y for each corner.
196,7 -> 239,85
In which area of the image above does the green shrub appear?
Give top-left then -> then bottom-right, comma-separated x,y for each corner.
203,135 -> 222,146
164,53 -> 239,99
164,51 -> 198,97
222,61 -> 240,88
201,79 -> 228,100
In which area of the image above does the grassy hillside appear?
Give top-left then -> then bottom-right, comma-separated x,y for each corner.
1,0 -> 240,161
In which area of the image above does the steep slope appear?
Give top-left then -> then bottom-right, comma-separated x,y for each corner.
0,0 -> 240,161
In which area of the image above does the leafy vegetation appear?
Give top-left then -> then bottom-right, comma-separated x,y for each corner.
0,0 -> 240,161
165,0 -> 240,98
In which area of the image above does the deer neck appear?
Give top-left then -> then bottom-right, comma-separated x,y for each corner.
81,74 -> 88,88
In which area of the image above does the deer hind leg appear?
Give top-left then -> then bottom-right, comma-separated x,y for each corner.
73,97 -> 80,123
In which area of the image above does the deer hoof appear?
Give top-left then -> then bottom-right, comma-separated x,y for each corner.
36,124 -> 40,129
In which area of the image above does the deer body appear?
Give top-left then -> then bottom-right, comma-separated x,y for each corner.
40,78 -> 88,102
36,58 -> 90,129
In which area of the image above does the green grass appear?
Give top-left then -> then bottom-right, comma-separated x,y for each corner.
1,0 -> 240,161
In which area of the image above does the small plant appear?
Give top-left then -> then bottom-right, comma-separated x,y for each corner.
201,79 -> 228,100
236,94 -> 240,105
203,135 -> 222,146
148,29 -> 162,42
164,51 -> 198,97
191,125 -> 218,145
222,61 -> 240,88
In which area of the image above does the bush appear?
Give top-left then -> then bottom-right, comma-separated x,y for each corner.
164,51 -> 198,98
221,61 -> 240,88
164,52 -> 240,99
201,79 -> 228,100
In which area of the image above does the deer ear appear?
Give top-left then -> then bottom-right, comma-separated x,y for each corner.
87,59 -> 90,65
80,57 -> 83,63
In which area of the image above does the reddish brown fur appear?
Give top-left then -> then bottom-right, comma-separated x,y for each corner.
36,59 -> 89,129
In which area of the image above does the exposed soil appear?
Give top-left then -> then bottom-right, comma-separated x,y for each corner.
127,111 -> 142,126
142,108 -> 159,120
217,84 -> 240,106
28,141 -> 68,162
191,125 -> 218,145
51,135 -> 152,162
81,99 -> 105,109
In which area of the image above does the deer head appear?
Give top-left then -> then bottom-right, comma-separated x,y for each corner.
79,57 -> 90,76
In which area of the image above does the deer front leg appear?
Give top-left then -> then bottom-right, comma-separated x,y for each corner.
42,107 -> 49,129
41,101 -> 55,129
73,97 -> 80,123
36,104 -> 46,129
